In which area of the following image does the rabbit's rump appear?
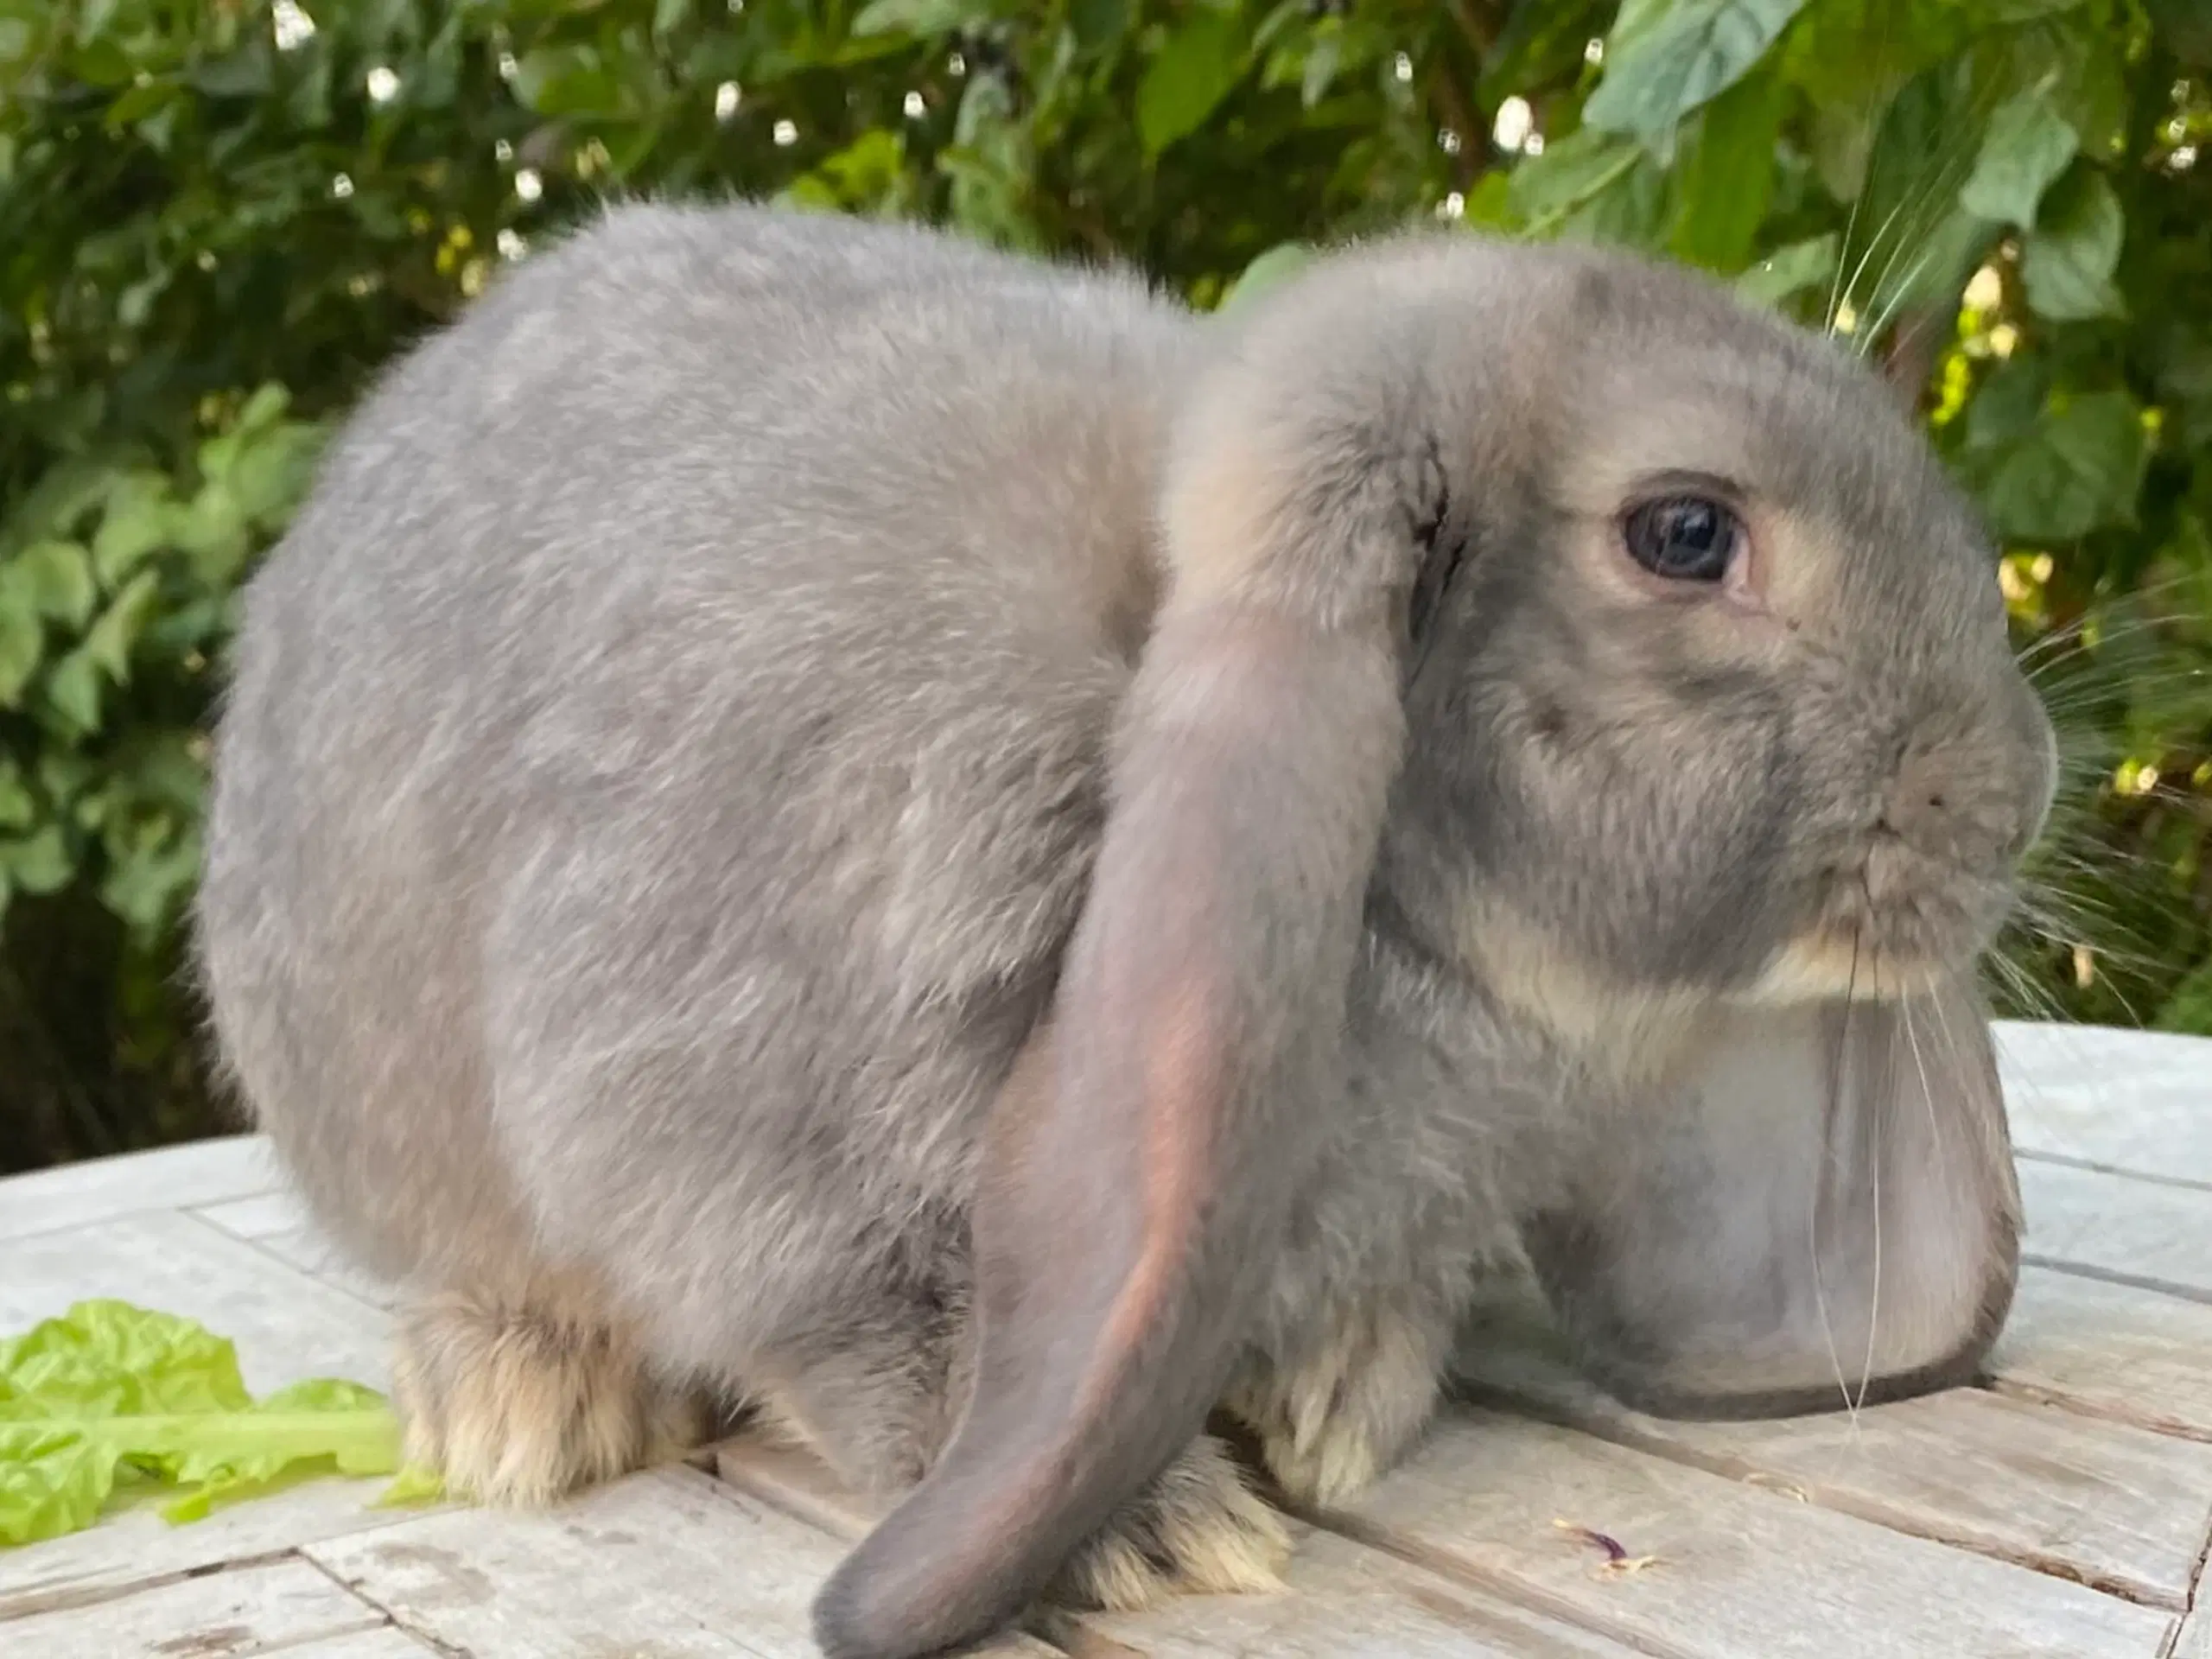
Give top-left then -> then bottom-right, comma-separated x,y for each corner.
197,207 -> 1194,1510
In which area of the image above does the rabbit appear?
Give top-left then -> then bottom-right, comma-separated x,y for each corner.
194,200 -> 2056,1659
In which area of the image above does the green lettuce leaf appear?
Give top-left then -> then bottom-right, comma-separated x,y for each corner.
0,1300 -> 405,1545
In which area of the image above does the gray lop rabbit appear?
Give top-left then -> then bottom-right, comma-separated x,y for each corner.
196,202 -> 2055,1659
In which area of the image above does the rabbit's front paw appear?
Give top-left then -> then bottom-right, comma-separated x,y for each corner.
1051,1434 -> 1291,1611
1228,1300 -> 1447,1509
393,1287 -> 703,1506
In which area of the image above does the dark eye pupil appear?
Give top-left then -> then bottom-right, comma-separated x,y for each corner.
1624,496 -> 1738,582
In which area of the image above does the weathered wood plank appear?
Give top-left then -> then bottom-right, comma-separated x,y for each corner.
193,1191 -> 398,1311
282,1631 -> 439,1657
0,1475 -> 437,1621
190,1188 -> 319,1241
0,1208 -> 390,1392
2018,1159 -> 2212,1302
1993,1021 -> 2212,1188
1332,1407 -> 2177,1659
0,1136 -> 277,1243
1452,1336 -> 2212,1609
309,1465 -> 1054,1658
1990,1266 -> 2212,1441
0,1557 -> 388,1657
1080,1529 -> 1640,1659
0,1210 -> 416,1618
714,1430 -> 1638,1657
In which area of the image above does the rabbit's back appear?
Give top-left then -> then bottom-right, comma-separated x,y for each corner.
199,204 -> 1188,1350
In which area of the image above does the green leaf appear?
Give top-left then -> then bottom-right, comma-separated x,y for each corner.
11,542 -> 99,630
82,570 -> 160,681
1669,67 -> 1787,270
1582,0 -> 1811,158
372,1462 -> 449,1509
0,760 -> 33,835
777,130 -> 913,217
2021,166 -> 2125,321
1981,391 -> 2148,542
1458,170 -> 1520,232
1071,0 -> 1128,50
942,73 -> 1039,249
0,605 -> 40,708
0,1301 -> 402,1546
89,474 -> 176,587
1136,11 -> 1245,156
1300,26 -> 1342,107
42,653 -> 105,734
0,823 -> 73,895
100,823 -> 201,934
1566,151 -> 1670,249
41,571 -> 160,735
1958,86 -> 2079,228
1963,356 -> 2052,452
2155,955 -> 2212,1033
1735,232 -> 1840,305
234,384 -> 291,437
2,460 -> 122,558
1509,126 -> 1644,233
511,47 -> 626,118
1480,0 -> 1611,105
1218,242 -> 1317,314
224,424 -> 325,534
852,0 -> 976,35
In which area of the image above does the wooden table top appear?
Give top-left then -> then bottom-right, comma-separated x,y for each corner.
3,1018 -> 2207,1658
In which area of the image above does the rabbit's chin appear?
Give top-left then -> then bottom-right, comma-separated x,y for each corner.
1738,931 -> 1955,1007
1454,899 -> 1977,1084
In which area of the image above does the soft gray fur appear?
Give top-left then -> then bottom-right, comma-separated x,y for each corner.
196,202 -> 2055,1659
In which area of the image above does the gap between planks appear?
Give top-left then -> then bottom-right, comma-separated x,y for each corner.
296,1548 -> 471,1659
1448,1373 -> 2207,1611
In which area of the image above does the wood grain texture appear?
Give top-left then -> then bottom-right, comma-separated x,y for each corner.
1993,1021 -> 2212,1188
1,1556 -> 387,1658
1332,1407 -> 2178,1659
192,1191 -> 398,1310
7,1024 -> 2210,1659
279,1631 -> 440,1657
1077,1529 -> 1639,1658
0,1477 -> 436,1622
0,1208 -> 415,1620
0,1207 -> 391,1392
714,1431 -> 1638,1657
2018,1159 -> 2212,1301
308,1465 -> 1055,1658
0,1136 -> 277,1243
1451,1338 -> 2212,1609
1990,1266 -> 2212,1442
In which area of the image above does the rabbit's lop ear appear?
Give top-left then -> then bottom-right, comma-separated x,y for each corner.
813,300 -> 1445,1659
1523,972 -> 2021,1420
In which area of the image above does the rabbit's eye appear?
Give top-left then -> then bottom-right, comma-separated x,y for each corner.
1623,496 -> 1739,582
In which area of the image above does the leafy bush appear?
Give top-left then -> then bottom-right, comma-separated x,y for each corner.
3,0 -> 2209,1171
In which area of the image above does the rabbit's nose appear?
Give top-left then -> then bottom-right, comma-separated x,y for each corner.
1880,747 -> 1953,839
1878,745 -> 2021,865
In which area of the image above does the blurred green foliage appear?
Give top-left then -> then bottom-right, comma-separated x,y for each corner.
3,0 -> 2209,1171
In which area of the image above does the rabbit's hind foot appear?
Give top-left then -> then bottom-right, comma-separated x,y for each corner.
392,1283 -> 705,1506
1050,1435 -> 1291,1611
